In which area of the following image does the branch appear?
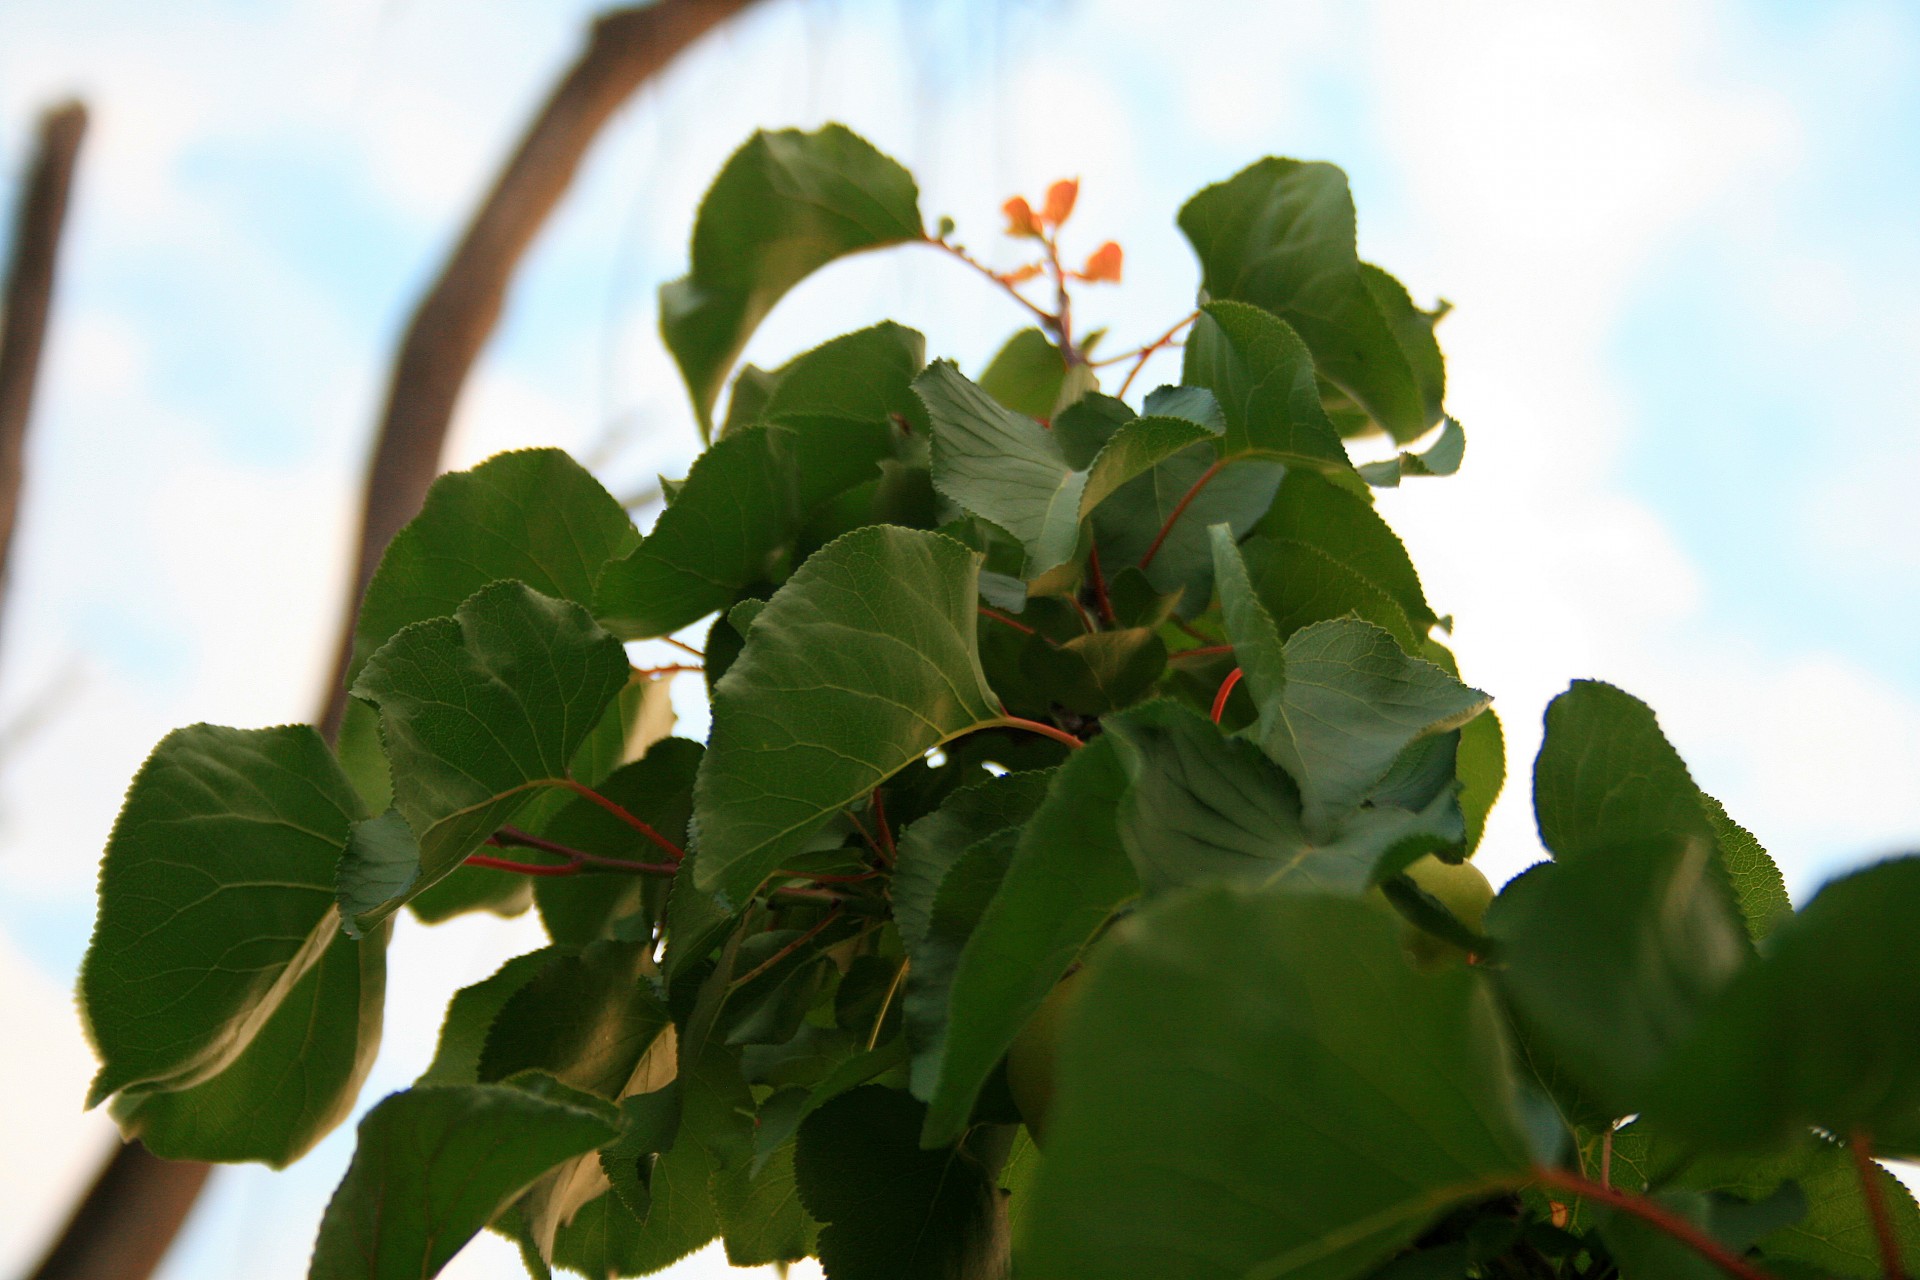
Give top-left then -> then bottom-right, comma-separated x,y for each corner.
1534,1167 -> 1778,1280
0,101 -> 86,641
39,5 -> 767,1276
315,0 -> 765,740
0,103 -> 227,1280
24,1142 -> 209,1280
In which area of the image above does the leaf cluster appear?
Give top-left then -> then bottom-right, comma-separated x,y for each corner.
78,125 -> 1920,1280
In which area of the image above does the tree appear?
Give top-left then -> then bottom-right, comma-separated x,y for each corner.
76,124 -> 1920,1280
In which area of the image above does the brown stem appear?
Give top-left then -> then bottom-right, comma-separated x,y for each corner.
533,776 -> 686,861
661,635 -> 705,659
1086,542 -> 1117,625
870,788 -> 898,862
315,0 -> 765,741
1849,1131 -> 1908,1280
1170,643 -> 1235,661
978,605 -> 1037,636
1042,230 -> 1076,359
1534,1168 -> 1778,1280
1137,458 -> 1226,571
922,236 -> 1057,332
488,825 -> 678,875
465,851 -> 589,877
1114,309 -> 1198,399
730,906 -> 843,988
0,101 -> 86,644
985,715 -> 1085,750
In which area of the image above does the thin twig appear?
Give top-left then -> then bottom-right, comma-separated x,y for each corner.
730,907 -> 843,989
1114,309 -> 1199,400
921,236 -> 1056,331
315,0 -> 765,741
1169,644 -> 1234,661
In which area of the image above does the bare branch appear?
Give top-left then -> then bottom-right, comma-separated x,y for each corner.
0,100 -> 86,640
317,0 -> 764,739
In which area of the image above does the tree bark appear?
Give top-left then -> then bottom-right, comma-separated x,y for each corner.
316,0 -> 762,739
0,101 -> 86,640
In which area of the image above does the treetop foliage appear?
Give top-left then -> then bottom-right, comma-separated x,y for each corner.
79,123 -> 1920,1280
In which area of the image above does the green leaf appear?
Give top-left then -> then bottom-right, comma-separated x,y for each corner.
918,359 -> 1088,577
341,581 -> 630,930
478,941 -> 672,1099
1179,158 -> 1438,442
1080,416 -> 1221,517
308,1085 -> 616,1280
1358,419 -> 1468,487
1089,444 -> 1284,612
1646,855 -> 1920,1157
112,922 -> 387,1168
662,125 -> 923,433
921,736 -> 1138,1146
1018,627 -> 1168,717
904,830 -> 1018,1102
1608,1129 -> 1920,1278
1105,698 -> 1463,905
893,770 -> 1054,957
83,724 -> 366,1104
1700,792 -> 1793,941
1182,301 -> 1351,469
1249,467 -> 1437,640
598,323 -> 926,639
1210,541 -> 1488,831
1487,837 -> 1748,1119
1534,681 -> 1790,943
1020,888 -> 1532,1280
714,1132 -> 818,1266
417,949 -> 553,1087
978,327 -> 1069,420
1457,708 -> 1505,855
1266,619 -> 1486,828
347,449 -> 638,689
796,1085 -> 1008,1280
692,526 -> 1005,904
1360,263 -> 1447,427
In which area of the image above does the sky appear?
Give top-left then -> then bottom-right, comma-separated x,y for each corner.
1,0 -> 1917,1275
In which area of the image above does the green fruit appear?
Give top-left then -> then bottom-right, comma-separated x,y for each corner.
1005,969 -> 1085,1142
1399,855 -> 1494,967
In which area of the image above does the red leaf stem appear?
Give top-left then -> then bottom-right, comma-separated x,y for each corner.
1533,1168 -> 1778,1280
1210,668 -> 1244,724
1137,459 -> 1226,571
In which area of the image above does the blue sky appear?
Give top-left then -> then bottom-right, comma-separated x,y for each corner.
1,0 -> 1917,1275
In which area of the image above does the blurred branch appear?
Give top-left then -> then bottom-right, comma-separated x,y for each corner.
30,5 -> 766,1279
316,0 -> 765,739
25,1142 -> 211,1280
0,100 -> 86,642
